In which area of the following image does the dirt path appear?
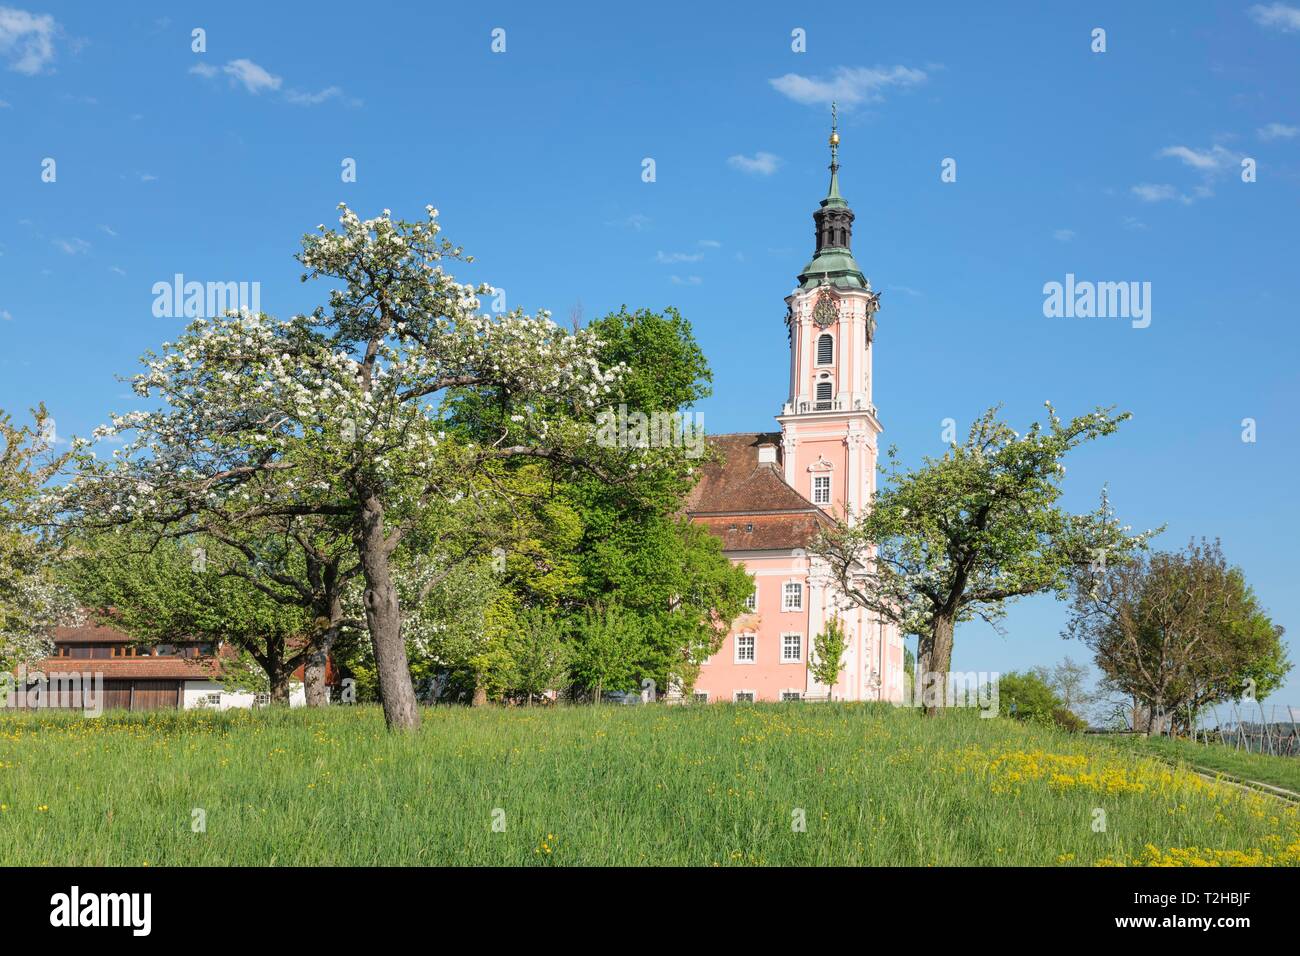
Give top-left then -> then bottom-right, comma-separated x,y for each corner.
1183,765 -> 1300,805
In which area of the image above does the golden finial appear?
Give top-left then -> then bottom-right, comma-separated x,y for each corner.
829,101 -> 839,147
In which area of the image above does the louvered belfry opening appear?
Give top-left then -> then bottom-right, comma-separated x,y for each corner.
816,333 -> 833,365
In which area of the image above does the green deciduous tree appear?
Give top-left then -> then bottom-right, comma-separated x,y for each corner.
505,607 -> 572,705
809,616 -> 850,700
1066,538 -> 1289,735
63,531 -> 329,703
570,604 -> 644,704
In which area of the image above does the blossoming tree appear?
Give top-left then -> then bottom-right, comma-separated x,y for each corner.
814,403 -> 1157,714
1,405 -> 79,668
65,205 -> 654,729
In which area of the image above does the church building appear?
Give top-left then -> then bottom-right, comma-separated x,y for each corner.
686,116 -> 906,704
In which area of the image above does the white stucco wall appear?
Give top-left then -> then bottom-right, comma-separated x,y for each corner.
182,680 -> 306,710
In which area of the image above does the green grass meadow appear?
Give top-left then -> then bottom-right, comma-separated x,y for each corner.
2,703 -> 1297,866
1110,733 -> 1300,796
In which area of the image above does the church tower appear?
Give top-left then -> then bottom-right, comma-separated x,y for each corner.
776,106 -> 883,518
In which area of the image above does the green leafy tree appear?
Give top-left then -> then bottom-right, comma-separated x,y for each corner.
63,531 -> 320,703
815,403 -> 1155,714
505,607 -> 572,704
570,605 -> 644,704
996,670 -> 1083,731
809,616 -> 850,700
586,305 -> 712,415
1066,538 -> 1290,735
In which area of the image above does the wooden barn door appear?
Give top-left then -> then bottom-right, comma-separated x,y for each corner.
102,680 -> 133,711
130,680 -> 181,711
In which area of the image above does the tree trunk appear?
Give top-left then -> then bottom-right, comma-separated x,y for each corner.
304,625 -> 338,707
472,685 -> 487,707
920,614 -> 956,716
269,671 -> 291,705
357,492 -> 420,731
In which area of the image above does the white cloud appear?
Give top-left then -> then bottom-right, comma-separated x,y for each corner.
698,239 -> 721,248
1258,121 -> 1299,140
727,151 -> 782,175
285,85 -> 341,106
769,65 -> 927,107
0,309 -> 12,321
0,6 -> 57,75
1249,3 -> 1300,31
1133,144 -> 1240,204
0,98 -> 10,108
1131,183 -> 1213,204
1132,183 -> 1176,202
98,223 -> 117,237
1158,144 -> 1236,171
222,58 -> 282,94
191,57 -> 352,106
109,265 -> 125,276
191,58 -> 282,94
1053,229 -> 1076,242
670,275 -> 703,286
1122,216 -> 1147,231
53,236 -> 89,254
656,250 -> 703,264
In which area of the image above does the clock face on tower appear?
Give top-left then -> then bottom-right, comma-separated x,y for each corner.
812,291 -> 838,329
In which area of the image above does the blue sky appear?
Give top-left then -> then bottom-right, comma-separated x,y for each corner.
2,1 -> 1298,708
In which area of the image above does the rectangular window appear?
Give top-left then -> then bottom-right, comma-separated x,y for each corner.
744,586 -> 757,612
735,633 -> 756,664
205,693 -> 221,706
781,691 -> 802,702
782,582 -> 803,611
812,475 -> 831,505
693,692 -> 709,704
781,633 -> 802,662
733,691 -> 755,703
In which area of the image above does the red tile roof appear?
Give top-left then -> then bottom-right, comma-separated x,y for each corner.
686,433 -> 829,551
50,622 -> 142,644
31,657 -> 222,680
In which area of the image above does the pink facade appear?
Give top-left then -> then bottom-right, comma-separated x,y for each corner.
686,122 -> 905,704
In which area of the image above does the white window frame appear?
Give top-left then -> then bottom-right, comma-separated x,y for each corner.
744,584 -> 758,612
734,632 -> 757,664
780,632 -> 803,663
781,690 -> 803,702
693,691 -> 709,704
811,475 -> 831,505
782,581 -> 804,612
733,690 -> 756,703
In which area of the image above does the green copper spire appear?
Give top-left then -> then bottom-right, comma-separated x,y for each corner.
798,102 -> 866,290
824,101 -> 846,208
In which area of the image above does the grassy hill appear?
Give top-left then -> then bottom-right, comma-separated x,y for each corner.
2,703 -> 1297,866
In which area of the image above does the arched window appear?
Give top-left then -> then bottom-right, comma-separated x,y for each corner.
816,333 -> 834,366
